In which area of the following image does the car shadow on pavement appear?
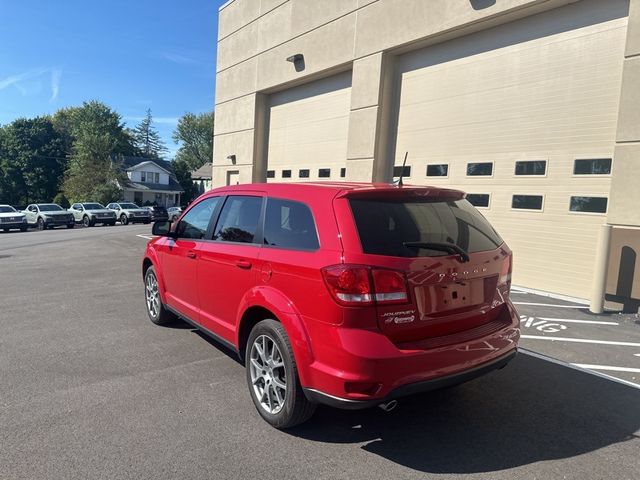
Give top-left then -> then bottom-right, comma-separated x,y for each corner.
289,354 -> 640,474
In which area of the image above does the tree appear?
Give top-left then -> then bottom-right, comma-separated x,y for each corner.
172,111 -> 214,170
132,109 -> 167,158
0,117 -> 67,205
173,159 -> 199,204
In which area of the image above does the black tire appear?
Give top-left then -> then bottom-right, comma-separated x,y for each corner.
245,319 -> 316,429
2,228 -> 8,232
20,225 -> 27,232
108,221 -> 116,226
144,266 -> 175,326
82,215 -> 93,227
120,214 -> 129,225
37,217 -> 45,231
143,219 -> 150,224
67,224 -> 74,229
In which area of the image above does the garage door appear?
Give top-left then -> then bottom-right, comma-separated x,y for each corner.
392,0 -> 628,298
267,71 -> 351,182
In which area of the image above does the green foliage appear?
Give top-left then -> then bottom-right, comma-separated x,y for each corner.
173,111 -> 214,170
132,109 -> 167,159
0,117 -> 67,205
53,192 -> 70,208
173,159 -> 199,204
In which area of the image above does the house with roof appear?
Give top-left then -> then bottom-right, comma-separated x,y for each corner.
119,157 -> 184,207
191,162 -> 212,194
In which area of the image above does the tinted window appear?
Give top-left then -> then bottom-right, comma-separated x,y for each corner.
318,168 -> 331,178
570,196 -> 608,213
515,160 -> 546,175
340,168 -> 346,178
282,170 -> 292,178
512,195 -> 543,210
466,193 -> 490,208
299,169 -> 310,178
266,170 -> 275,179
467,162 -> 493,176
393,166 -> 411,177
426,164 -> 448,177
349,197 -> 503,257
213,196 -> 262,244
264,198 -> 319,250
574,159 -> 611,175
176,197 -> 220,239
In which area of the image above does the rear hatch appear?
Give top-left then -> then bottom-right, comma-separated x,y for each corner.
336,188 -> 512,344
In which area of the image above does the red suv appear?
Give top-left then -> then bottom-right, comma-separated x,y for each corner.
143,183 -> 519,428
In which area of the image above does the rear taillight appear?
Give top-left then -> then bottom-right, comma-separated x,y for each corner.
499,253 -> 513,290
321,265 -> 409,307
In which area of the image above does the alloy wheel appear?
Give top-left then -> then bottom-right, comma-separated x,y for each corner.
249,335 -> 287,414
145,271 -> 160,319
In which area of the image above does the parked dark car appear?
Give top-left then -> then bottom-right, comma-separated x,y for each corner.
147,205 -> 169,222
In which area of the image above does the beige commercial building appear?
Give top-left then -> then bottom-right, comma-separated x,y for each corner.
213,0 -> 640,312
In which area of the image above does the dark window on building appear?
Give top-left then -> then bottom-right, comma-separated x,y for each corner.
426,164 -> 448,177
176,197 -> 221,239
282,170 -> 292,178
299,169 -> 310,178
467,162 -> 493,176
512,195 -> 544,210
515,160 -> 546,176
340,167 -> 346,178
266,170 -> 275,178
574,158 -> 612,175
570,196 -> 608,214
466,193 -> 490,208
263,198 -> 319,250
213,196 -> 262,244
318,168 -> 331,178
393,166 -> 411,177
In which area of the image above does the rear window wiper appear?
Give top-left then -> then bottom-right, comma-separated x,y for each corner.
402,241 -> 470,263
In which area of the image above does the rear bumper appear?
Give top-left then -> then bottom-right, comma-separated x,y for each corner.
300,301 -> 520,408
303,348 -> 517,409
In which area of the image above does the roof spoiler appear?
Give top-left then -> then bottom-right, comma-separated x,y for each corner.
336,186 -> 465,200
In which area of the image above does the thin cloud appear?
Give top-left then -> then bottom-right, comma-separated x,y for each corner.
0,67 -> 48,91
49,68 -> 62,102
161,51 -> 197,65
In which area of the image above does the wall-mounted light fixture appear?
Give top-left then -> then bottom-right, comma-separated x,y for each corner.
286,53 -> 305,72
227,154 -> 236,165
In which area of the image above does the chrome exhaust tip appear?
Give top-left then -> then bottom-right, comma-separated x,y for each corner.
378,400 -> 398,412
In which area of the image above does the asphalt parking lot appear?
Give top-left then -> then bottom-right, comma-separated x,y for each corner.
1,225 -> 639,480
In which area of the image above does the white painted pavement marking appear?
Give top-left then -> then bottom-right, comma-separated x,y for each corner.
520,349 -> 640,389
136,234 -> 154,240
521,335 -> 640,348
537,317 -> 619,326
571,364 -> 640,374
513,302 -> 586,309
635,354 -> 640,357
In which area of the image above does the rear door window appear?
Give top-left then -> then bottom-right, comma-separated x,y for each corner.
213,196 -> 263,244
263,198 -> 319,250
349,197 -> 503,257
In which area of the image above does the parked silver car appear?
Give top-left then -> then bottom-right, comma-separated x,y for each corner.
167,206 -> 182,221
0,205 -> 28,232
23,203 -> 75,230
69,202 -> 117,227
106,202 -> 151,225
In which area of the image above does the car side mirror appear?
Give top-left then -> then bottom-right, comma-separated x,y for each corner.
152,221 -> 175,237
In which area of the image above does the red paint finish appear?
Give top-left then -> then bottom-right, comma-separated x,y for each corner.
143,182 -> 520,404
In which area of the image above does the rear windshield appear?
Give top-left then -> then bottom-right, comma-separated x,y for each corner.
349,197 -> 503,257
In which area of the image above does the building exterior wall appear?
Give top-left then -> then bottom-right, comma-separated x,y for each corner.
213,0 -> 638,306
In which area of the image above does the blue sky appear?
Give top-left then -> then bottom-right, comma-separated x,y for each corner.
0,0 -> 227,158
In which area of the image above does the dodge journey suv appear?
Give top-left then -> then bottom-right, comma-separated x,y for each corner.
142,183 -> 520,428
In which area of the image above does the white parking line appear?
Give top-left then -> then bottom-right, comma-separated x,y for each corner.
537,317 -> 619,326
521,335 -> 640,348
571,364 -> 640,374
513,302 -> 586,308
520,349 -> 640,389
136,234 -> 154,240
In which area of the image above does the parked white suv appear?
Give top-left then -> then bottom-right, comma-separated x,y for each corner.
0,205 -> 28,232
106,202 -> 151,225
69,202 -> 117,227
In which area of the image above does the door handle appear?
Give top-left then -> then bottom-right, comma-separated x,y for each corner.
236,260 -> 252,269
186,251 -> 197,259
